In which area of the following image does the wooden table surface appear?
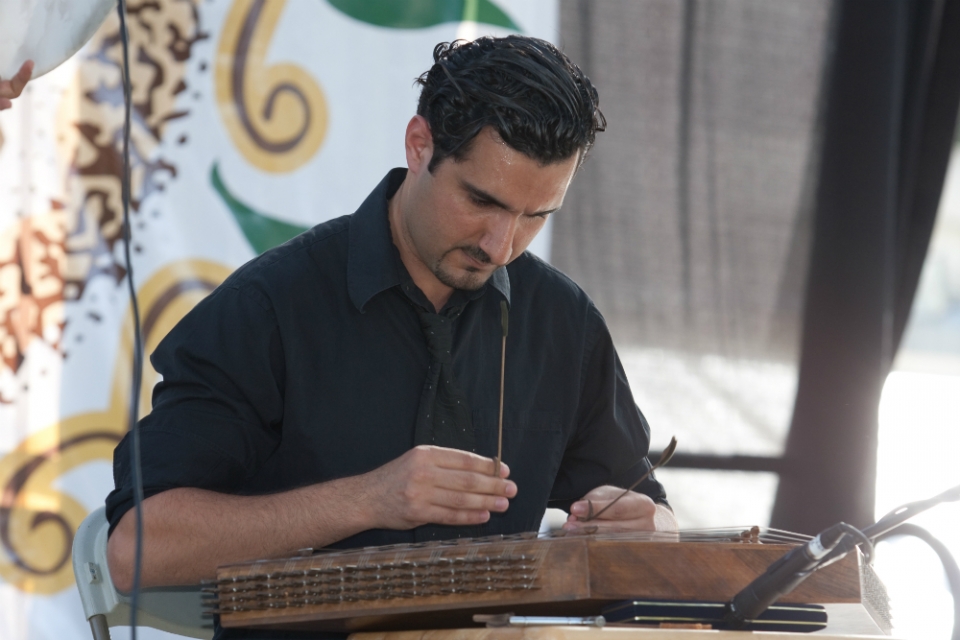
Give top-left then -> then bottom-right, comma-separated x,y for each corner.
349,627 -> 901,640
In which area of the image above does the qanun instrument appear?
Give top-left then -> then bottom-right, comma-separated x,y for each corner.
205,528 -> 884,634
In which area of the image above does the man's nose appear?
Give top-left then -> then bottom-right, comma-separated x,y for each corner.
480,214 -> 517,266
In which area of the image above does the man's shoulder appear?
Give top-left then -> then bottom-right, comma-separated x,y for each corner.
507,251 -> 611,343
508,251 -> 594,309
218,214 -> 352,304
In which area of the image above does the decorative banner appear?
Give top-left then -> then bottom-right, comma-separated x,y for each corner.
0,1 -> 557,637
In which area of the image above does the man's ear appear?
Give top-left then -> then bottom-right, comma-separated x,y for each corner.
405,115 -> 434,176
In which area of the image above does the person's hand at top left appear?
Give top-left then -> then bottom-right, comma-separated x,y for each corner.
562,485 -> 678,533
0,61 -> 34,111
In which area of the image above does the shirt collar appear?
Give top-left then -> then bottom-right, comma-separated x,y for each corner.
347,168 -> 512,312
489,260 -> 511,305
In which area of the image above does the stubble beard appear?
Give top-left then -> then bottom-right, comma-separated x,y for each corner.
432,246 -> 495,292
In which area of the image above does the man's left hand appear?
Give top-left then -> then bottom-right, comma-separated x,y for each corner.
562,485 -> 677,533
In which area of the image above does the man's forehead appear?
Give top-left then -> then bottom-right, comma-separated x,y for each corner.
449,136 -> 576,203
445,126 -> 580,170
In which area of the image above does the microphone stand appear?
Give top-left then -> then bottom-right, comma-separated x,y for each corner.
721,483 -> 960,630
821,484 -> 960,569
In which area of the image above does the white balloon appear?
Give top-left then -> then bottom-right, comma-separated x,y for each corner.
0,0 -> 115,79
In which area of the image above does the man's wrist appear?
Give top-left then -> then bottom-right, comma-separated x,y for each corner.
308,472 -> 382,538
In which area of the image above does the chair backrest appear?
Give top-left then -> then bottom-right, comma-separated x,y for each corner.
72,506 -> 213,639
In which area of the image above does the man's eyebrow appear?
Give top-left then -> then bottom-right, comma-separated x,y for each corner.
461,181 -> 511,209
461,180 -> 560,216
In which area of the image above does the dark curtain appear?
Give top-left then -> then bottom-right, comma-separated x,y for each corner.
772,0 -> 960,533
556,0 -> 960,533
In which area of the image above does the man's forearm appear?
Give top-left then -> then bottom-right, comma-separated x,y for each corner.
106,445 -> 516,591
107,475 -> 374,592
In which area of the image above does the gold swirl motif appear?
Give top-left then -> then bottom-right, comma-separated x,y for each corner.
216,0 -> 328,173
0,260 -> 232,593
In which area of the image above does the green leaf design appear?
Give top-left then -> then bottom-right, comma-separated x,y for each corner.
327,0 -> 520,31
211,163 -> 310,255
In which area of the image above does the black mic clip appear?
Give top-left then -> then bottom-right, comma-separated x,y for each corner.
722,522 -> 849,629
721,484 -> 960,631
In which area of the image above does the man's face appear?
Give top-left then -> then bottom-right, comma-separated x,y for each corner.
400,125 -> 579,293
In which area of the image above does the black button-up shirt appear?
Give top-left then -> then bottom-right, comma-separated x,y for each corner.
106,169 -> 665,636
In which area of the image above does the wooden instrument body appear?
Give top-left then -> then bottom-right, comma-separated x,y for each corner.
212,533 -> 862,633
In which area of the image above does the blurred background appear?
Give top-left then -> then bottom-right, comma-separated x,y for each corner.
0,1 -> 958,639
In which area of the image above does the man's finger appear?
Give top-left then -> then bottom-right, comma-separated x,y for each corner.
12,61 -> 34,96
0,98 -> 11,110
570,498 -> 616,520
562,517 -> 654,534
430,487 -> 510,513
579,485 -> 626,501
571,495 -> 655,522
425,445 -> 511,477
0,61 -> 33,99
428,505 -> 492,526
433,468 -> 516,498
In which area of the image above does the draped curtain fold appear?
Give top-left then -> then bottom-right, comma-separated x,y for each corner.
555,0 -> 960,533
772,0 -> 960,532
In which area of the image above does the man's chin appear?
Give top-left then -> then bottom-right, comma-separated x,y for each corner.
434,266 -> 493,292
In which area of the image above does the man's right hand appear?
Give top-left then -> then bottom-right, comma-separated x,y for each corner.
361,445 -> 516,529
108,445 -> 516,591
0,61 -> 33,111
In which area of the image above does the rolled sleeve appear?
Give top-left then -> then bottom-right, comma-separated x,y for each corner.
105,284 -> 285,533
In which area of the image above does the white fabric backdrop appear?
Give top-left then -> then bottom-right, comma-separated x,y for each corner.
0,1 -> 556,637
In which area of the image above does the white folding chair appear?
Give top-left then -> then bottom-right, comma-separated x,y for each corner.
72,506 -> 213,640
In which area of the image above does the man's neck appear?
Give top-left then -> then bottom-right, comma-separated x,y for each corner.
387,178 -> 454,312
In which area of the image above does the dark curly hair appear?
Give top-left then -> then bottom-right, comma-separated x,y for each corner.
416,36 -> 606,172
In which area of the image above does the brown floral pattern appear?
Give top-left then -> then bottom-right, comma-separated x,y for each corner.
0,0 -> 207,390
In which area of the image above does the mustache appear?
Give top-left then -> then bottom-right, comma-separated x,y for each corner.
459,245 -> 493,265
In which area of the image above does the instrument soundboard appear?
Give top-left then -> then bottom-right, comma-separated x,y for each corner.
206,528 -> 874,633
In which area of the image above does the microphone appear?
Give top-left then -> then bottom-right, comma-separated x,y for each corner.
722,483 -> 960,630
722,522 -> 849,629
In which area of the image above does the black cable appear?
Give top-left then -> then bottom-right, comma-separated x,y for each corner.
876,523 -> 960,640
725,485 -> 960,629
817,484 -> 960,570
836,522 -> 874,565
116,0 -> 146,637
868,484 -> 960,540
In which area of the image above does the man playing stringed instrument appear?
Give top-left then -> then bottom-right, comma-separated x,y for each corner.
105,37 -> 677,630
